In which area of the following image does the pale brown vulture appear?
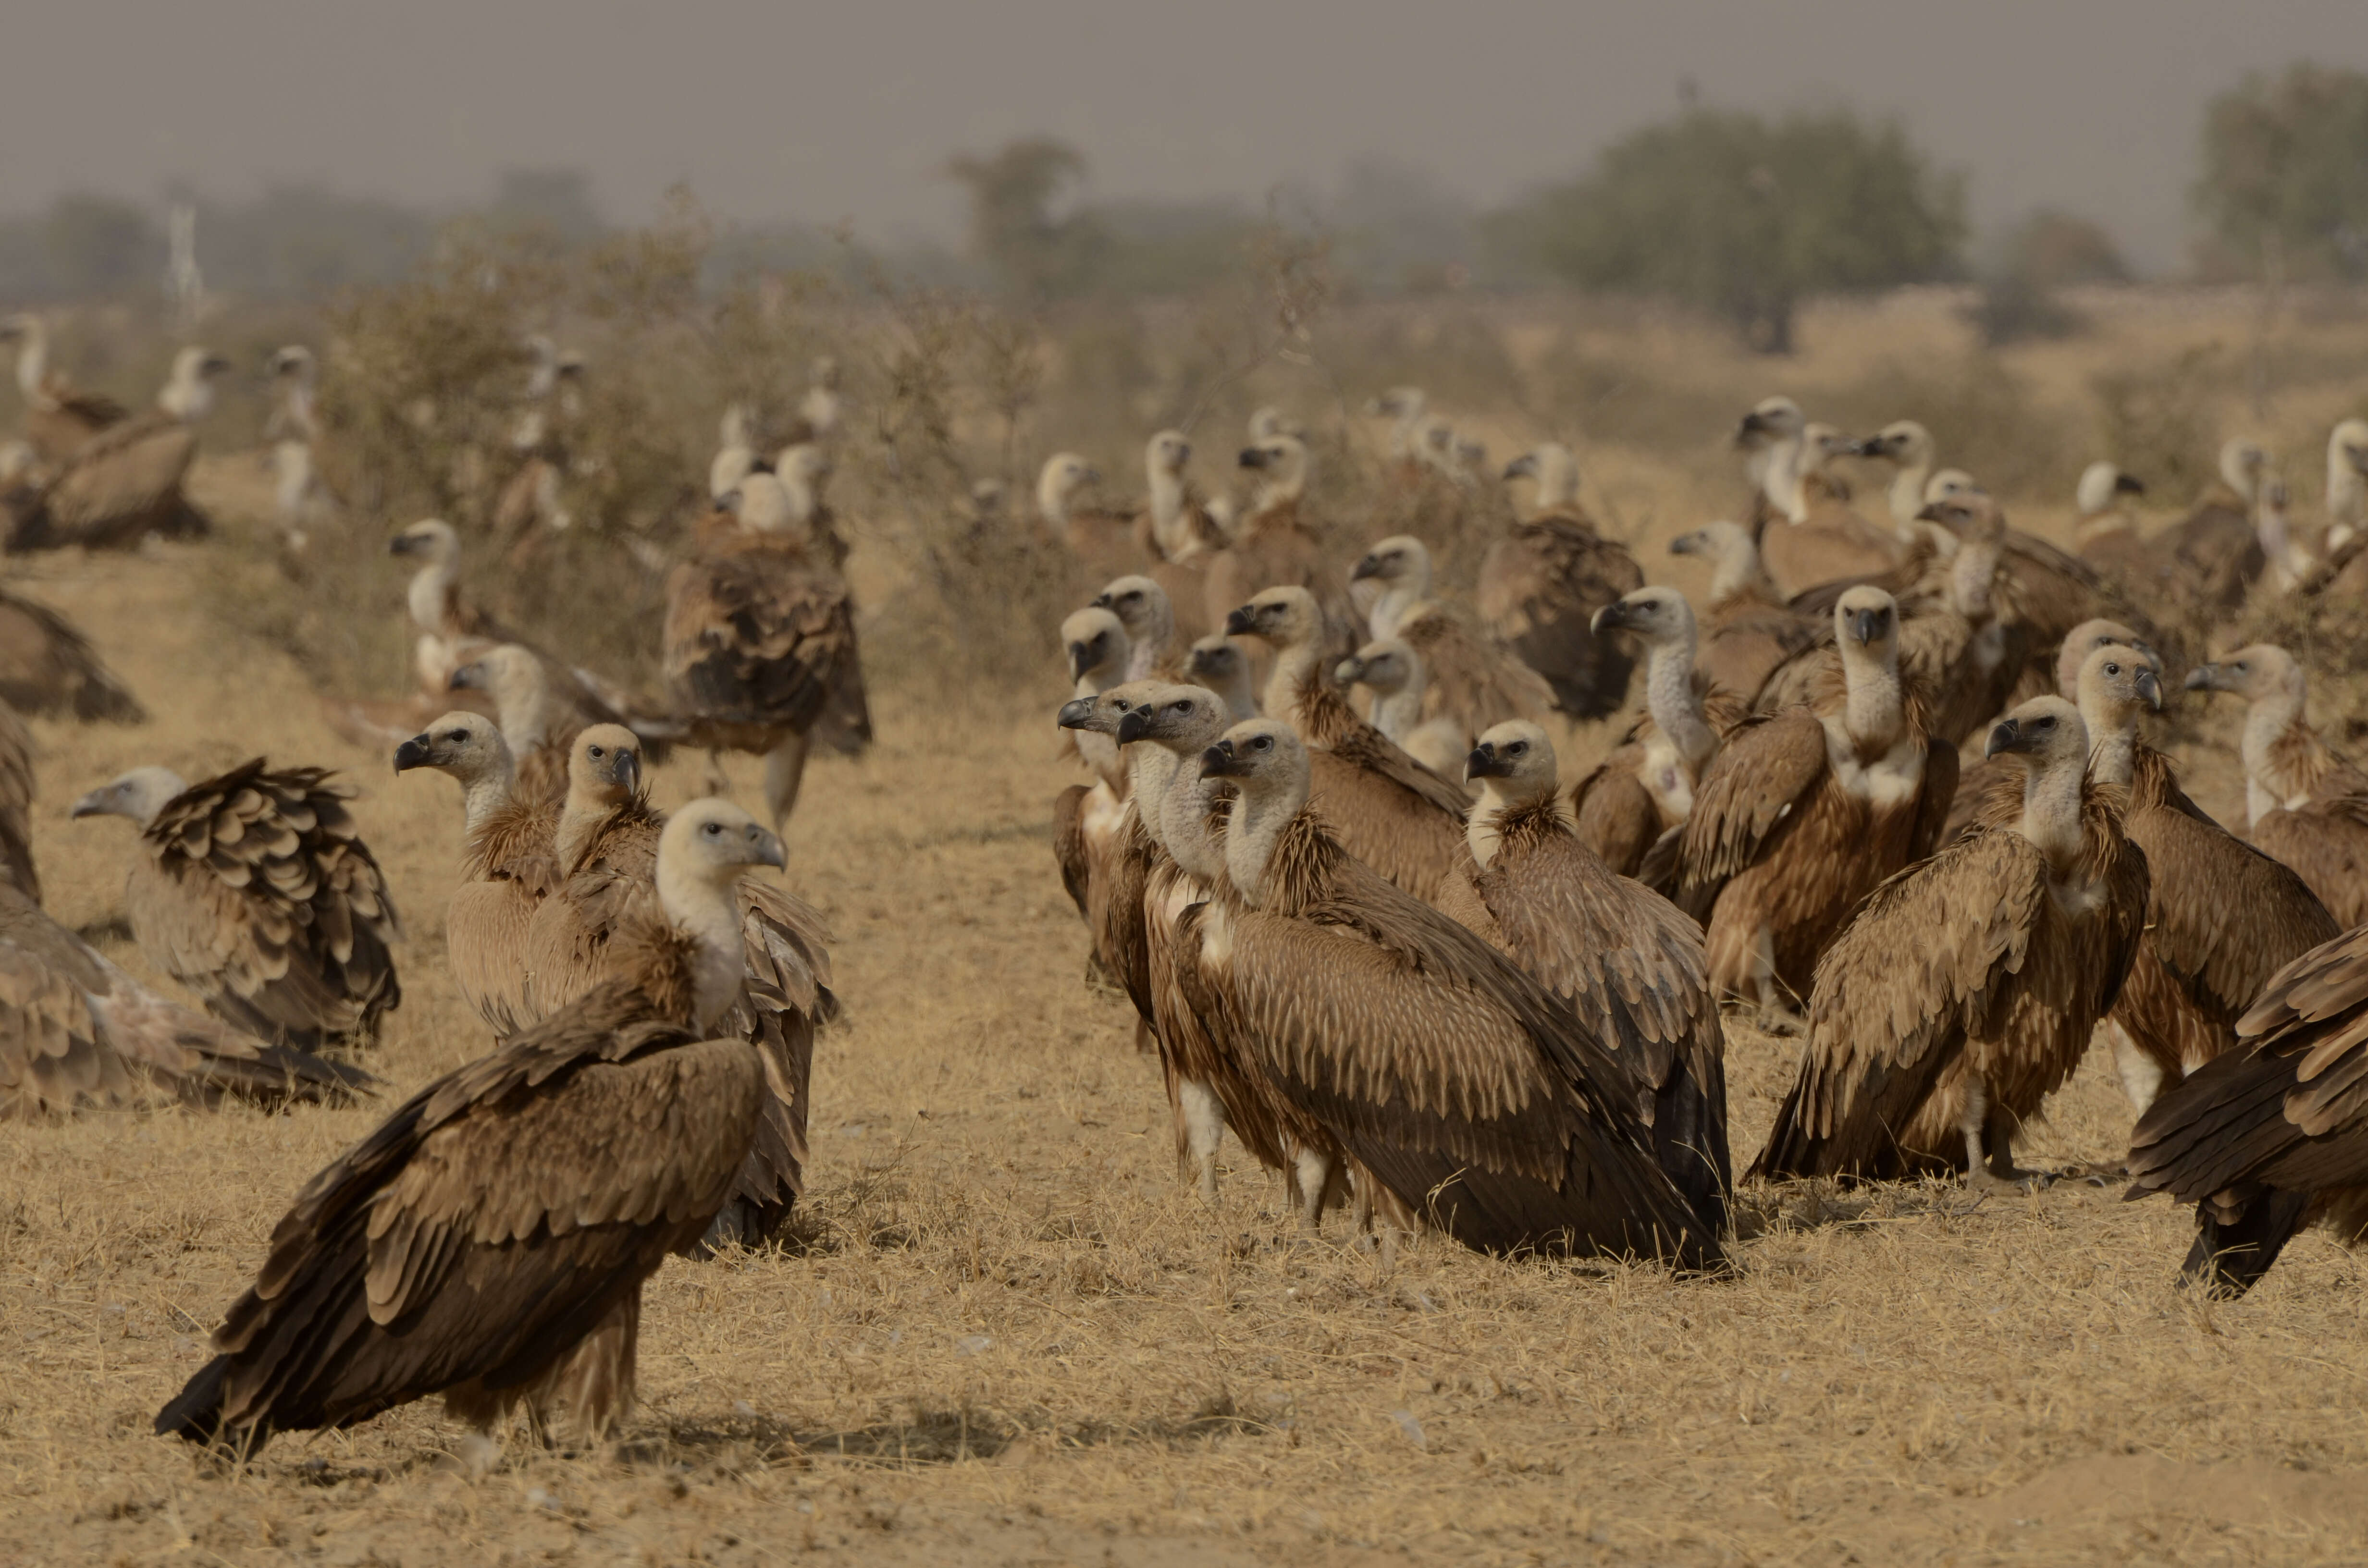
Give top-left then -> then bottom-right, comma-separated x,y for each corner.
0,312 -> 127,463
1050,607 -> 1135,928
2186,646 -> 2368,927
0,700 -> 34,903
1665,521 -> 1818,704
2126,925 -> 2368,1297
1182,718 -> 1716,1265
1661,587 -> 1958,1030
1740,405 -> 1901,596
1574,588 -> 1746,877
1092,574 -> 1185,681
1751,696 -> 2148,1189
154,801 -> 787,1454
1437,721 -> 1730,1238
9,346 -> 226,551
1335,637 -> 1468,784
1938,618 -> 2157,845
664,473 -> 871,829
72,762 -> 400,1051
2161,439 -> 2269,619
451,643 -> 654,808
1203,436 -> 1343,636
0,584 -> 143,723
1478,444 -> 1644,720
1184,634 -> 1258,721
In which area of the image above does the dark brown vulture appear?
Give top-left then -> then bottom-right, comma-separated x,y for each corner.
0,584 -> 144,722
9,346 -> 226,551
1475,444 -> 1643,719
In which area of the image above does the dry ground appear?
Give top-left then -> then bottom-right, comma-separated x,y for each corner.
6,370 -> 2368,1566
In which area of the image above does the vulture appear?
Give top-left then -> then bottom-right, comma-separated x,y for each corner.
509,728 -> 836,1248
1037,453 -> 1140,590
1351,535 -> 1556,739
1751,697 -> 2149,1189
1938,618 -> 2156,845
1478,444 -> 1643,720
154,801 -> 789,1455
2161,439 -> 2269,618
71,762 -> 401,1051
395,713 -> 555,1036
1184,634 -> 1258,721
0,882 -> 369,1118
2072,461 -> 2155,589
1203,436 -> 1342,637
452,644 -> 653,808
489,341 -> 585,562
1091,574 -> 1184,681
0,700 -> 33,902
1335,637 -> 1467,782
664,472 -> 872,829
1853,420 -> 1938,539
1051,607 -> 1135,931
2255,477 -> 2315,596
1225,587 -> 1468,903
389,519 -> 517,698
1369,387 -> 1442,478
709,404 -> 755,503
1135,430 -> 1220,638
1437,721 -> 1731,1238
1183,718 -> 1716,1265
2186,647 -> 2368,927
799,356 -> 843,442
1737,404 -> 1900,595
0,584 -> 142,723
9,346 -> 227,551
1666,521 -> 1819,703
1663,587 -> 1958,1030
2310,418 -> 2368,590
2126,926 -> 2368,1297
1055,681 -> 1167,1030
0,312 -> 126,462
2051,648 -> 2339,1117
1574,588 -> 1745,877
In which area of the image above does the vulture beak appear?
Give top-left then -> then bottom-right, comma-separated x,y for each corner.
1733,413 -> 1769,445
2183,664 -> 2222,693
1668,530 -> 1704,556
1465,744 -> 1513,782
748,828 -> 788,870
1115,707 -> 1152,746
1055,696 -> 1097,731
1849,436 -> 1887,458
1200,740 -> 1250,780
1912,500 -> 1951,524
2347,445 -> 2368,478
1088,590 -> 1114,610
1334,656 -> 1367,685
393,735 -> 432,773
448,663 -> 486,691
1847,608 -> 1887,646
2115,472 -> 2147,496
1501,454 -> 1537,481
388,535 -> 417,556
67,788 -> 109,820
1066,643 -> 1095,683
1223,606 -> 1257,637
2134,667 -> 2164,712
1238,447 -> 1269,470
202,355 -> 234,377
616,748 -> 642,794
1984,717 -> 2032,759
1591,601 -> 1636,636
1081,466 -> 1101,484
1349,553 -> 1383,583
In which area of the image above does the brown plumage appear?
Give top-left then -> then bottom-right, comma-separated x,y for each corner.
0,584 -> 143,722
8,347 -> 227,551
1226,587 -> 1468,903
71,761 -> 400,1051
1203,437 -> 1344,635
452,643 -> 657,808
2126,925 -> 2368,1297
1752,697 -> 2149,1188
1939,619 -> 2157,846
2161,441 -> 2269,619
1190,719 -> 1717,1265
1442,722 -> 1730,1237
664,475 -> 871,830
1471,445 -> 1643,719
154,802 -> 784,1454
1756,424 -> 1904,597
0,700 -> 34,903
1055,684 -> 1165,1031
1,313 -> 129,464
2187,646 -> 2368,927
1036,453 -> 1147,593
1576,588 -> 1747,877
1666,521 -> 1819,705
1664,587 -> 1958,1029
0,879 -> 370,1119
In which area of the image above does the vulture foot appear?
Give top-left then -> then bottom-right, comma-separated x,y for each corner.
1753,1002 -> 1805,1037
1964,1165 -> 2053,1197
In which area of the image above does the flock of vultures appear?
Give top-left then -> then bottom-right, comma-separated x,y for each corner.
3,316 -> 2368,1464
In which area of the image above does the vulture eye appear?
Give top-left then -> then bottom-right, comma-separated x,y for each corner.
588,745 -> 605,758
1253,736 -> 1271,751
445,729 -> 468,742
1508,742 -> 1528,755
2234,662 -> 2249,673
2103,663 -> 2120,676
703,822 -> 723,836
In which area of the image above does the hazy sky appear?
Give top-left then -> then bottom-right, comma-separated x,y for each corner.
7,1 -> 2364,272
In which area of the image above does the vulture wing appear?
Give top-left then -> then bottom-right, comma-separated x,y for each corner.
1670,713 -> 1828,902
0,701 -> 35,903
1474,516 -> 1642,720
2252,806 -> 2368,929
663,549 -> 867,753
0,587 -> 143,722
39,414 -> 205,548
1396,603 -> 1556,735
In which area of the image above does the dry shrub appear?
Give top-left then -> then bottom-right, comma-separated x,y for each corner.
2091,344 -> 2224,500
1823,351 -> 2079,500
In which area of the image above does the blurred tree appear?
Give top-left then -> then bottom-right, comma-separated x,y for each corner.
1968,208 -> 2128,346
488,169 -> 606,244
1492,108 -> 1964,353
946,138 -> 1108,300
41,195 -> 160,296
2195,63 -> 2368,281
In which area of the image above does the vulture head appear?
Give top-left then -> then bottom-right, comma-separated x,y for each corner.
1036,453 -> 1099,521
1669,520 -> 1751,562
2220,439 -> 2270,502
0,314 -> 31,344
1366,387 -> 1426,420
1200,718 -> 1306,791
1146,429 -> 1191,478
1591,586 -> 1697,648
658,798 -> 788,1025
2077,645 -> 2163,724
2075,461 -> 2146,518
1092,575 -> 1174,652
1247,405 -> 1301,442
2184,645 -> 2304,706
1237,434 -> 1310,500
1349,535 -> 1432,594
1059,606 -> 1130,689
568,724 -> 643,807
1223,586 -> 1324,654
393,710 -> 512,785
388,518 -> 461,564
447,645 -> 554,750
1116,684 -> 1232,753
1056,679 -> 1163,738
1985,695 -> 2088,772
1465,720 -> 1556,799
1502,443 -> 1581,509
1832,586 -> 1900,655
775,443 -> 832,506
2053,620 -> 2158,701
2331,419 -> 2368,486
1335,637 -> 1422,699
268,344 -> 317,384
1855,420 -> 1934,469
1734,396 -> 1804,451
1922,469 -> 1980,505
1184,635 -> 1247,690
159,346 -> 234,422
70,766 -> 191,828
728,472 -> 801,537
1915,491 -> 2008,543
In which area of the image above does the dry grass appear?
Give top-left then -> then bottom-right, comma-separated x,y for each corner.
4,289 -> 2368,1566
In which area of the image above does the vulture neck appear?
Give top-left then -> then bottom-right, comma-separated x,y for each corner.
1147,466 -> 1191,554
1762,433 -> 1811,525
1128,743 -> 1180,845
1368,685 -> 1422,745
1708,538 -> 1775,607
1949,539 -> 2000,622
158,366 -> 212,423
406,551 -> 461,636
1158,753 -> 1229,882
1371,574 -> 1429,640
1261,637 -> 1324,729
1836,642 -> 1908,758
492,677 -> 561,758
1122,618 -> 1171,682
1209,667 -> 1257,722
655,869 -> 748,1031
1529,453 -> 1581,512
2015,760 -> 2088,876
1886,461 -> 1932,536
1036,476 -> 1074,531
556,796 -> 627,871
2329,456 -> 2366,542
1224,779 -> 1307,908
458,755 -> 519,837
12,326 -> 45,402
1251,465 -> 1305,515
2241,680 -> 2313,822
1465,782 -> 1554,870
1644,631 -> 1717,772
2082,711 -> 2140,790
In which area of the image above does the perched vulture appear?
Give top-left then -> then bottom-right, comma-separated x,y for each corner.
72,762 -> 400,1051
395,713 -> 556,1036
0,879 -> 369,1118
2072,461 -> 2156,591
2187,646 -> 2368,927
1184,634 -> 1258,721
2161,439 -> 2269,618
452,644 -> 653,808
1751,697 -> 2148,1189
0,312 -> 127,463
9,347 -> 226,551
0,701 -> 34,902
1662,587 -> 1957,1030
1437,722 -> 1730,1238
1133,430 -> 1220,639
1335,637 -> 1468,783
2127,926 -> 2368,1297
1054,683 -> 1165,1030
2306,419 -> 2368,592
1037,452 -> 1142,592
2055,648 -> 2339,1116
1666,521 -> 1819,704
1474,444 -> 1643,720
1184,719 -> 1716,1266
1574,588 -> 1746,877
1852,420 -> 1939,538
1091,574 -> 1185,681
0,584 -> 143,722
1050,607 -> 1134,928
318,520 -> 506,748
154,802 -> 788,1454
1743,408 -> 1902,596
664,473 -> 871,829
1939,618 -> 2156,845
1225,587 -> 1468,903
1203,437 -> 1344,637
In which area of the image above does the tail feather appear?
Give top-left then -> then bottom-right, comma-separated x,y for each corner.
2180,1188 -> 2311,1299
155,1354 -> 243,1446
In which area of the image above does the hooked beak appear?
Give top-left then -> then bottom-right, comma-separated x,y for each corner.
1089,590 -> 1114,610
2135,667 -> 2163,712
1465,744 -> 1514,782
2183,664 -> 2221,693
1669,530 -> 1704,556
393,735 -> 432,773
67,789 -> 109,820
1849,436 -> 1887,459
1115,708 -> 1153,746
1223,605 -> 1257,637
448,662 -> 485,691
1349,553 -> 1383,583
1591,601 -> 1637,636
1056,696 -> 1097,731
1984,718 -> 2031,759
1334,656 -> 1367,685
1200,740 -> 1250,780
2115,472 -> 2147,496
1501,454 -> 1537,481
1733,412 -> 1770,446
1066,643 -> 1094,683
1847,608 -> 1886,646
616,749 -> 642,794
1238,447 -> 1268,470
388,534 -> 418,556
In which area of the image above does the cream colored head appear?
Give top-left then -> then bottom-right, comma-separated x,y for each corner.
2329,420 -> 2368,517
567,724 -> 643,807
269,344 -> 317,385
728,472 -> 798,536
393,711 -> 512,788
157,346 -> 231,421
1502,443 -> 1581,509
2076,461 -> 2145,517
1591,585 -> 1696,649
2053,620 -> 2155,700
2220,439 -> 2269,501
1833,586 -> 1900,660
1223,586 -> 1324,652
1247,406 -> 1301,442
1922,469 -> 1979,504
70,766 -> 190,828
1036,453 -> 1098,519
1146,429 -> 1191,478
1735,396 -> 1804,450
1055,678 -> 1165,739
1336,637 -> 1422,698
1465,720 -> 1557,803
1350,535 -> 1431,594
1200,718 -> 1308,800
1984,696 -> 2090,784
1060,606 -> 1130,690
1238,434 -> 1309,500
1092,575 -> 1174,652
1917,490 -> 2007,543
775,442 -> 832,499
1860,420 -> 1934,469
2184,644 -> 2303,707
388,517 -> 461,565
1184,635 -> 1258,720
1115,683 -> 1234,755
1368,387 -> 1426,420
2077,642 -> 2161,720
447,644 -> 552,748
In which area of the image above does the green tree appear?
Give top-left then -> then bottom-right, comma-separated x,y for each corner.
946,138 -> 1108,300
1493,108 -> 1964,353
2194,64 -> 2368,281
